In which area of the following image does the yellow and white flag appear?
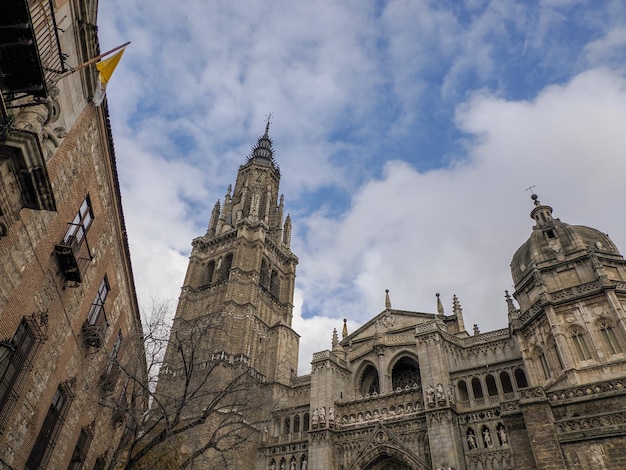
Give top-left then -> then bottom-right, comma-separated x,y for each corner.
93,48 -> 126,106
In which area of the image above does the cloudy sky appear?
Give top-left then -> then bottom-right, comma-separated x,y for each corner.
97,0 -> 626,373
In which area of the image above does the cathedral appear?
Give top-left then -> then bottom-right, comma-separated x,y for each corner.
158,126 -> 626,469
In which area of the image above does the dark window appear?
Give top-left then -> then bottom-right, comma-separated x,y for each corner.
303,413 -> 309,431
87,276 -> 109,325
270,269 -> 280,298
500,371 -> 513,393
219,254 -> 233,281
471,377 -> 483,399
93,456 -> 107,470
293,414 -> 300,433
360,364 -> 380,395
260,259 -> 269,288
64,195 -> 94,244
207,260 -> 216,285
69,426 -> 93,470
457,380 -> 469,401
514,368 -> 528,388
0,320 -> 36,419
486,375 -> 498,396
27,385 -> 72,469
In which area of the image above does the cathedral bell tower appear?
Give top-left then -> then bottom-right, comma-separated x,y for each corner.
174,124 -> 299,385
510,194 -> 626,389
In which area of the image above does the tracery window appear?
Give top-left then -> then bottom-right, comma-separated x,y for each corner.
600,322 -> 622,355
538,348 -> 551,379
571,328 -> 592,360
500,371 -> 513,393
391,357 -> 421,390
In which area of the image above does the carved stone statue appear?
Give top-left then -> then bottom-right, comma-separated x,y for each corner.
483,427 -> 493,448
497,424 -> 508,445
467,430 -> 477,449
328,406 -> 335,423
311,408 -> 319,427
318,406 -> 326,424
436,383 -> 445,403
426,385 -> 435,406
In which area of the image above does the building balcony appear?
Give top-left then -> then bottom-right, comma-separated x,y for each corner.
55,225 -> 92,284
81,313 -> 106,349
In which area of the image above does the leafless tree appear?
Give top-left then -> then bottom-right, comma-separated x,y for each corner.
101,300 -> 271,469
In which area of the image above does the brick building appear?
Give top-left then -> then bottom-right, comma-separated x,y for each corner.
162,128 -> 626,469
0,1 -> 147,469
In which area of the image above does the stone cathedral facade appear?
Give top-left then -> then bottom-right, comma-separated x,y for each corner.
162,128 -> 626,469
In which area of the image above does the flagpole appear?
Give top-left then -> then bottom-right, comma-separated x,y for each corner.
54,41 -> 131,82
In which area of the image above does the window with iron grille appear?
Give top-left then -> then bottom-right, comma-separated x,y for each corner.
26,384 -> 72,469
68,425 -> 94,470
0,319 -> 36,423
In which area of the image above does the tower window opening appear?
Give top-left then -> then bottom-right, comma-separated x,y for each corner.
600,323 -> 622,355
219,253 -> 233,282
538,349 -> 551,379
545,229 -> 556,239
571,328 -> 592,361
207,261 -> 215,285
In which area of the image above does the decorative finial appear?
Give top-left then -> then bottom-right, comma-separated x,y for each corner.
504,290 -> 517,316
452,294 -> 462,316
473,324 -> 480,335
264,112 -> 273,137
526,186 -> 540,206
436,293 -> 444,316
385,289 -> 391,310
332,328 -> 339,348
342,318 -> 348,339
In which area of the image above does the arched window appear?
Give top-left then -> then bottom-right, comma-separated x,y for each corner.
303,413 -> 309,431
514,368 -> 528,388
457,380 -> 469,401
270,269 -> 280,298
600,322 -> 622,355
206,260 -> 215,285
548,335 -> 564,371
471,377 -> 483,399
537,348 -> 551,379
293,414 -> 300,433
500,371 -> 513,393
391,357 -> 421,390
260,259 -> 269,288
360,364 -> 380,395
486,375 -> 498,396
283,417 -> 290,435
571,328 -> 591,360
219,253 -> 233,282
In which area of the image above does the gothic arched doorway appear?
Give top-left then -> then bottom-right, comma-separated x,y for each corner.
364,454 -> 412,470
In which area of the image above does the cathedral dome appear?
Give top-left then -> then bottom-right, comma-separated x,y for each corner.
510,195 -> 619,286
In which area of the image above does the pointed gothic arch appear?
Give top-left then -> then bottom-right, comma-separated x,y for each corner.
389,354 -> 421,391
357,362 -> 380,396
346,424 -> 430,470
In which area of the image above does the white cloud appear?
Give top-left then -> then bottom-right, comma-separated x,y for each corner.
294,68 -> 626,372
